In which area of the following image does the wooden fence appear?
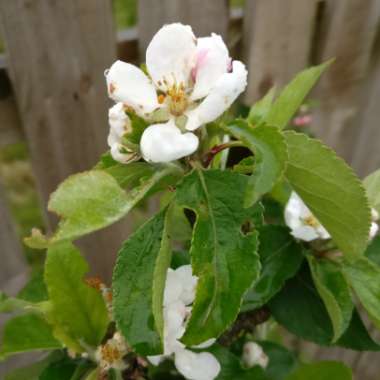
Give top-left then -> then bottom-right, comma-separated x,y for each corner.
0,0 -> 380,378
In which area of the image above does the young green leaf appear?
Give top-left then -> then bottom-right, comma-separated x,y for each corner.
0,313 -> 62,359
226,120 -> 288,207
113,208 -> 171,356
363,168 -> 380,213
286,361 -> 352,380
266,60 -> 332,129
25,164 -> 182,248
0,292 -> 36,314
365,235 -> 380,266
247,87 -> 276,125
342,257 -> 380,330
38,352 -> 79,380
17,269 -> 48,302
284,131 -> 371,259
269,268 -> 380,350
243,226 -> 303,312
308,256 -> 354,342
176,169 -> 262,345
44,242 -> 109,349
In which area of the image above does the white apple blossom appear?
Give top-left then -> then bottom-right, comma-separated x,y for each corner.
95,331 -> 128,371
148,265 -> 220,380
284,192 -> 330,242
105,23 -> 247,163
370,208 -> 379,239
107,102 -> 137,163
242,342 -> 269,369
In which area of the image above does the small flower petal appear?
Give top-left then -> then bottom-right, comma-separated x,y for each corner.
140,120 -> 199,163
146,23 -> 197,91
186,60 -> 248,131
174,349 -> 221,380
370,222 -> 379,239
106,60 -> 159,116
191,34 -> 230,101
110,143 -> 134,164
107,103 -> 131,146
174,265 -> 198,305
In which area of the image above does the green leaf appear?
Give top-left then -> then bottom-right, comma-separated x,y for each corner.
209,345 -> 270,380
260,341 -> 297,380
243,225 -> 303,311
364,168 -> 380,213
25,164 -> 182,248
308,256 -> 354,342
113,208 -> 171,355
284,131 -> 371,258
341,256 -> 380,330
0,313 -> 61,359
365,235 -> 380,265
0,292 -> 34,313
247,87 -> 276,125
44,242 -> 109,349
269,267 -> 380,350
176,169 -> 262,345
39,352 -> 79,380
18,269 -> 48,302
226,121 -> 288,207
266,61 -> 332,129
286,361 -> 352,380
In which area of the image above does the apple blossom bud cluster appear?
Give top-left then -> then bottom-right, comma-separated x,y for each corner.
148,265 -> 221,380
285,192 -> 379,242
242,342 -> 269,369
105,23 -> 247,164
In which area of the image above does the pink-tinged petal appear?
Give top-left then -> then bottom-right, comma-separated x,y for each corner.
186,60 -> 248,131
106,60 -> 159,117
146,23 -> 197,91
191,34 -> 230,101
140,119 -> 198,163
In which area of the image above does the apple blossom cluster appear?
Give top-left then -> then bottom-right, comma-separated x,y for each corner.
105,23 -> 247,164
148,265 -> 221,380
242,342 -> 269,369
285,191 -> 379,242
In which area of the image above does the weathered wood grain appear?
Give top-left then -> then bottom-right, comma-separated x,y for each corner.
138,0 -> 229,58
311,0 -> 380,165
242,0 -> 318,104
0,0 -> 131,280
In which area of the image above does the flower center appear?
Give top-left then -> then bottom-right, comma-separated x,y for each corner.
303,215 -> 319,228
167,82 -> 188,116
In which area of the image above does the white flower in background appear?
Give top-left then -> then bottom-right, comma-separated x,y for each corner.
95,331 -> 128,371
107,102 -> 137,163
370,208 -> 379,239
284,192 -> 330,242
105,23 -> 247,163
242,342 -> 269,369
148,265 -> 220,380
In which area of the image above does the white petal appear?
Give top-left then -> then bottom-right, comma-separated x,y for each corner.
174,265 -> 198,305
106,60 -> 159,116
146,23 -> 197,91
164,300 -> 187,339
174,349 -> 221,380
140,120 -> 199,163
186,60 -> 248,131
107,103 -> 131,147
242,342 -> 269,369
191,34 -> 230,101
191,338 -> 216,349
164,268 -> 184,306
110,143 -> 133,164
147,355 -> 165,366
291,225 -> 320,242
370,222 -> 379,239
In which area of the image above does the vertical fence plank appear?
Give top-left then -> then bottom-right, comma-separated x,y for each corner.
242,0 -> 318,104
311,0 -> 380,164
351,29 -> 380,176
0,0 -> 130,281
138,0 -> 229,57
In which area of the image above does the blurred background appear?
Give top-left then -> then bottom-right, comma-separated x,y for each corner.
0,0 -> 380,378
